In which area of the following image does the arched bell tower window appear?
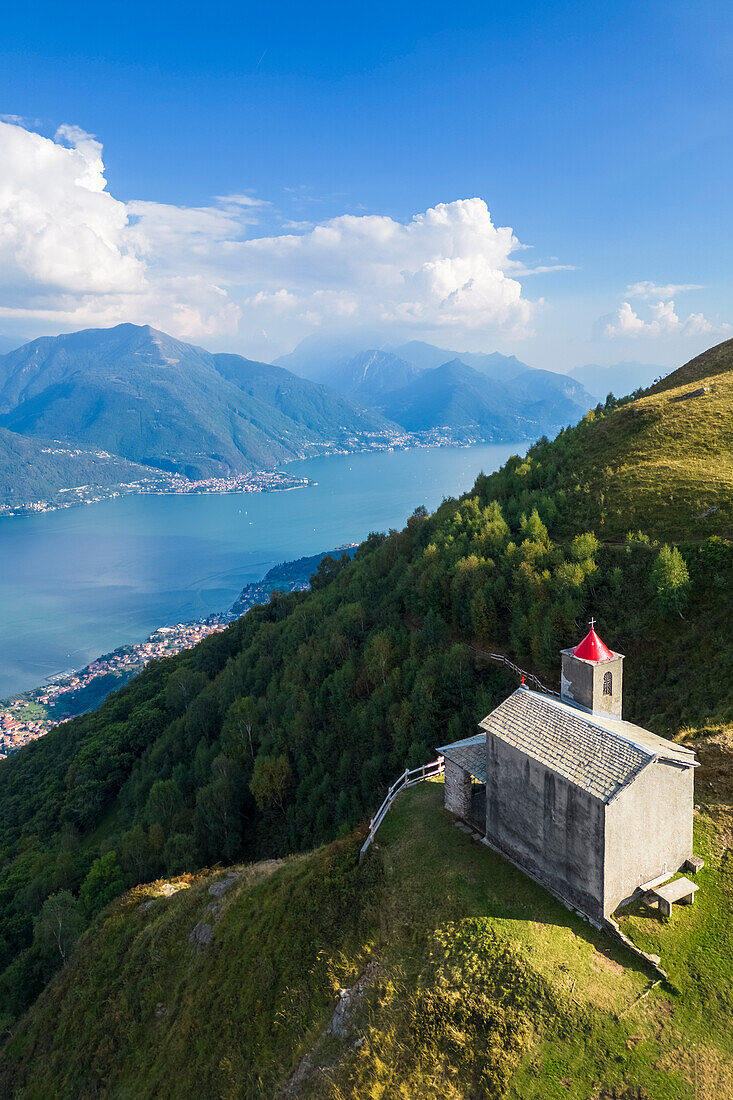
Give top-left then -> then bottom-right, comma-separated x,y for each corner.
603,671 -> 613,696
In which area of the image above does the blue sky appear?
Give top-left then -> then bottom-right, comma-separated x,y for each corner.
1,0 -> 730,369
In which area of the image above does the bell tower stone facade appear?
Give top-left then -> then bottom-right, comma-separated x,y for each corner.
560,621 -> 624,718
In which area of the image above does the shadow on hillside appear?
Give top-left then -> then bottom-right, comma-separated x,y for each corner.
694,731 -> 733,810
380,782 -> 656,983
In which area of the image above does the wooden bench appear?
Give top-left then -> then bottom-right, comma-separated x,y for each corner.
646,876 -> 699,918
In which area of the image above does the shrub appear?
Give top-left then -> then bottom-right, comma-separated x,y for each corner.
651,545 -> 690,615
80,852 -> 125,917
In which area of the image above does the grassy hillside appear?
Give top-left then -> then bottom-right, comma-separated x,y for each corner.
478,346 -> 733,543
2,775 -> 732,1098
0,340 -> 731,1088
0,427 -> 167,510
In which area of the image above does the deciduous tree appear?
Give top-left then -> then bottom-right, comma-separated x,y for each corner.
249,754 -> 292,816
80,852 -> 125,917
33,891 -> 83,966
651,545 -> 690,615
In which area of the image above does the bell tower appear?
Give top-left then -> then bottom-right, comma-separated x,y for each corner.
560,620 -> 624,718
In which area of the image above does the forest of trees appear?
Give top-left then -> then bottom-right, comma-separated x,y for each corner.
0,394 -> 731,1033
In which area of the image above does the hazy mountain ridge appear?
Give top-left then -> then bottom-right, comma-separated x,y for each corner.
349,355 -> 593,436
568,360 -> 665,399
279,334 -> 670,406
278,336 -> 596,438
317,349 -> 423,405
391,339 -> 533,380
274,335 -> 535,383
213,349 -> 417,421
376,358 -> 528,435
0,325 -> 400,486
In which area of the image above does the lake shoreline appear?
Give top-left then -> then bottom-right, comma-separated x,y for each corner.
0,544 -> 358,758
0,469 -> 313,520
0,441 -> 528,701
0,432 -> 529,519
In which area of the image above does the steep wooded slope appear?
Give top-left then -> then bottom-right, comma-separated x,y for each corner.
0,340 -> 730,1064
0,427 -> 165,508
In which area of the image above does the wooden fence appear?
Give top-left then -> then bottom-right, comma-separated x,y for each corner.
358,650 -> 556,863
359,757 -> 444,861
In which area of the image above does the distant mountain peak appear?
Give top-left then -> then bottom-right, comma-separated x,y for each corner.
390,341 -> 534,380
0,325 -> 400,491
269,335 -> 594,439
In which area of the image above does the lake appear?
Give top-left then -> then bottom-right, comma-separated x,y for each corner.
0,442 -> 523,697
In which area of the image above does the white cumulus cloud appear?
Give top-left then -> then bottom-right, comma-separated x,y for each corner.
0,121 -> 243,337
603,299 -> 729,340
0,121 -> 143,299
226,200 -> 534,338
0,120 -> 547,354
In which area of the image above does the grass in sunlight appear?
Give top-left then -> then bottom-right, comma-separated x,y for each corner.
3,781 -> 733,1099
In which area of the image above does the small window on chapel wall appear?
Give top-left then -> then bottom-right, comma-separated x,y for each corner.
603,671 -> 613,696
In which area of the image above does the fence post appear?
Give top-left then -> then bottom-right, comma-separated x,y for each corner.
359,758 -> 444,861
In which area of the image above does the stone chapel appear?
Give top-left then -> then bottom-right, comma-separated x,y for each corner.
438,624 -> 698,922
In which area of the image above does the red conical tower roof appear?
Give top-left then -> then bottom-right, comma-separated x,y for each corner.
573,621 -> 614,662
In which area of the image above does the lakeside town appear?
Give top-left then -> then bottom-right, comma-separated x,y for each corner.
0,546 -> 352,759
0,428 -> 496,518
0,468 -> 313,518
0,618 -> 233,757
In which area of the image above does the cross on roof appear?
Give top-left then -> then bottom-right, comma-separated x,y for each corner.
589,617 -> 596,630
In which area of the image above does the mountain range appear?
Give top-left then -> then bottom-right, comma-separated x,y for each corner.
374,358 -> 592,437
0,324 -> 667,511
0,325 -> 397,489
277,338 -> 597,438
277,335 -> 667,404
274,335 -> 536,383
391,340 -> 535,379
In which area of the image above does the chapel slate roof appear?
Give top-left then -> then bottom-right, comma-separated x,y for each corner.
436,733 -> 487,784
475,686 -> 696,804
